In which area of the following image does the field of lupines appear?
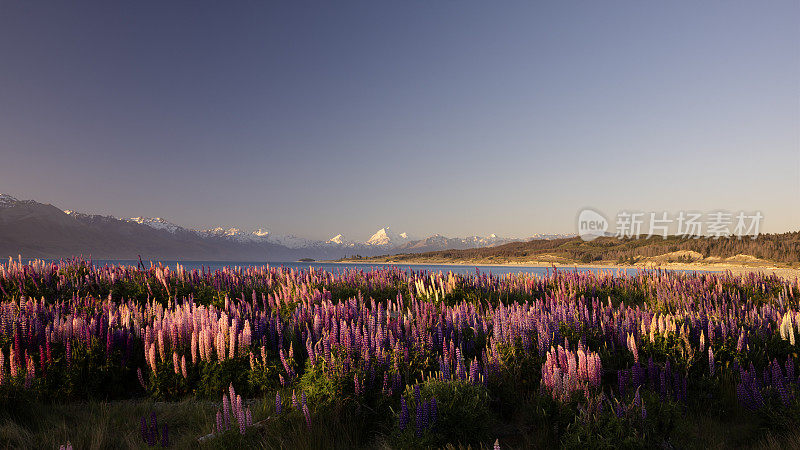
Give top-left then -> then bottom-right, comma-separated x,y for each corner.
1,257 -> 800,448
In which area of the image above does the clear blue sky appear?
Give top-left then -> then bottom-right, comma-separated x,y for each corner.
0,1 -> 797,240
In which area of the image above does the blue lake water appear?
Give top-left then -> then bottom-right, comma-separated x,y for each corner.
68,259 -> 707,276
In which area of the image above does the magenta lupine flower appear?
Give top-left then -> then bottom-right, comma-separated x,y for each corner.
469,358 -> 479,384
228,383 -> 236,406
222,394 -> 230,428
215,411 -> 223,433
238,410 -> 246,435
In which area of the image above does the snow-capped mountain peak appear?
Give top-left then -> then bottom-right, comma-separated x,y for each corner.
201,227 -> 248,239
366,227 -> 410,247
0,194 -> 33,208
127,217 -> 183,233
0,194 -> 19,206
327,234 -> 345,245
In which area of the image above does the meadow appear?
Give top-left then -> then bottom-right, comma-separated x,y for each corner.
0,257 -> 799,449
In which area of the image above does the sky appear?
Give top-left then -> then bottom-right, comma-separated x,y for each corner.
0,1 -> 798,241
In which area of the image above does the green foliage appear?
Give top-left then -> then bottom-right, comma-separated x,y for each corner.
391,380 -> 493,448
195,358 -> 253,399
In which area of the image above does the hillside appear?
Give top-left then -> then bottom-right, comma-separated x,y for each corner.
340,233 -> 800,268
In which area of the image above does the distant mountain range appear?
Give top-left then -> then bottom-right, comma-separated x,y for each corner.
0,193 -> 573,261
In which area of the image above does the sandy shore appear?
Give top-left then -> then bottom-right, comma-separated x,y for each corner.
331,259 -> 800,279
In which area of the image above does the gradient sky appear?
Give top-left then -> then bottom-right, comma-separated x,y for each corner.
1,1 -> 798,241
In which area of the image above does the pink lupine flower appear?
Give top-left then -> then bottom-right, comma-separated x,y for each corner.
222,394 -> 230,428
172,351 -> 179,375
708,347 -> 715,376
190,330 -> 197,363
9,347 -> 17,378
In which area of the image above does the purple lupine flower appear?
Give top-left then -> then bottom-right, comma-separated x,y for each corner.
772,359 -> 792,406
423,400 -> 430,430
275,391 -> 282,415
302,403 -> 312,430
415,403 -> 424,437
399,398 -> 409,431
140,415 -> 147,444
149,412 -> 158,446
430,398 -> 437,424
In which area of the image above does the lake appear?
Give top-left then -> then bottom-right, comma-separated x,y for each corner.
75,259 -> 705,276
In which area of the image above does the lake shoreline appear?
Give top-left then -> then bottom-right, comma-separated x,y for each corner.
330,259 -> 800,279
